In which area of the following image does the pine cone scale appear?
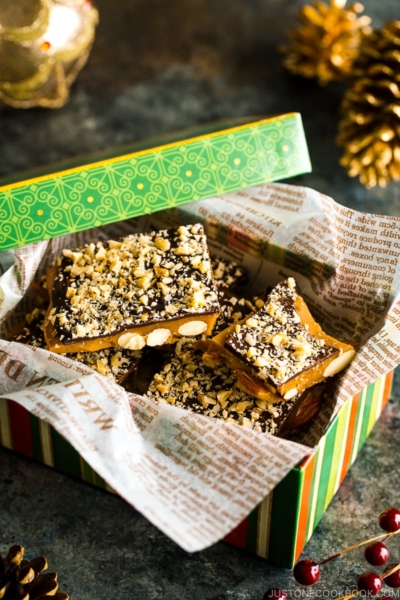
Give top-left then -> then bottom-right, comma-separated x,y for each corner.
16,568 -> 34,586
337,20 -> 400,187
27,573 -> 58,600
26,560 -> 47,578
281,0 -> 372,85
0,547 -> 68,600
5,547 -> 24,570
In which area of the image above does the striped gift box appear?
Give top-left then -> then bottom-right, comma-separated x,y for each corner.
0,115 -> 392,566
224,370 -> 393,567
0,371 -> 392,568
0,397 -> 113,492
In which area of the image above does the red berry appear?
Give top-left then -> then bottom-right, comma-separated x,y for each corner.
293,559 -> 320,586
357,572 -> 382,596
263,590 -> 288,600
383,564 -> 400,588
379,508 -> 400,532
364,542 -> 390,566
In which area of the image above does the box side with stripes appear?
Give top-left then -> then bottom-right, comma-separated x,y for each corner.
224,371 -> 393,567
0,371 -> 393,564
0,399 -> 112,491
294,370 -> 393,564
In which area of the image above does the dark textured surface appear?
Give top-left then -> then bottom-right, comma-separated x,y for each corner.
1,1 -> 400,598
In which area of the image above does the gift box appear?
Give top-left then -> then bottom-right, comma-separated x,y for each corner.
224,371 -> 393,566
0,114 -> 398,569
0,372 -> 393,568
0,114 -> 310,251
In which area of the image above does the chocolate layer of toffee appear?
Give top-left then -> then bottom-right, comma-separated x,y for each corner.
203,278 -> 355,401
212,289 -> 254,336
44,224 -> 220,353
147,338 -> 325,435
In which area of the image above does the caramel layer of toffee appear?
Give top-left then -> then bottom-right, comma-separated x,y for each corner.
204,278 -> 355,401
44,224 -> 220,353
11,308 -> 142,384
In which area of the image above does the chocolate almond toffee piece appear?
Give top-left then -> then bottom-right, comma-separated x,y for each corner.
212,289 -> 254,336
10,308 -> 48,348
11,308 -> 143,384
211,256 -> 247,290
195,288 -> 255,354
203,278 -> 355,401
147,338 -> 326,435
251,287 -> 272,310
44,224 -> 220,354
125,289 -> 254,393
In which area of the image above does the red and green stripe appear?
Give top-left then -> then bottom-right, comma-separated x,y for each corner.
0,371 -> 393,568
224,371 -> 393,567
0,399 -> 107,488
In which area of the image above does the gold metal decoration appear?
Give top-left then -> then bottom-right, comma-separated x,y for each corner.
337,21 -> 400,188
0,0 -> 98,109
281,0 -> 371,85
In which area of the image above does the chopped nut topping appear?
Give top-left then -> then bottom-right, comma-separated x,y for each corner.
147,338 -> 297,434
155,237 -> 171,251
50,224 -> 220,342
225,280 -> 338,387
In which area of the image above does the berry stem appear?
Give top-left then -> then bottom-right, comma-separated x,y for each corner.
319,530 -> 400,565
319,553 -> 341,566
334,590 -> 359,600
381,564 -> 400,581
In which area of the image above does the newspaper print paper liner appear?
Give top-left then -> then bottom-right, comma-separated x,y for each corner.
0,182 -> 399,551
151,184 -> 400,446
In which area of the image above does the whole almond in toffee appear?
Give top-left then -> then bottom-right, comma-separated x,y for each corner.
11,308 -> 143,384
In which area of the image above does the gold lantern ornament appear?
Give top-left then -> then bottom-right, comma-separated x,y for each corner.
0,0 -> 98,108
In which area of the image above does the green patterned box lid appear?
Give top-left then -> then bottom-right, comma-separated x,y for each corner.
0,113 -> 311,251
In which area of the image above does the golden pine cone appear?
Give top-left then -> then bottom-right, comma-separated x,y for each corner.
0,544 -> 69,600
281,0 -> 372,85
337,21 -> 400,188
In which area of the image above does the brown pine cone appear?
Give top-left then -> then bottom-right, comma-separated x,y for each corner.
337,21 -> 400,187
281,0 -> 372,85
0,545 -> 69,600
